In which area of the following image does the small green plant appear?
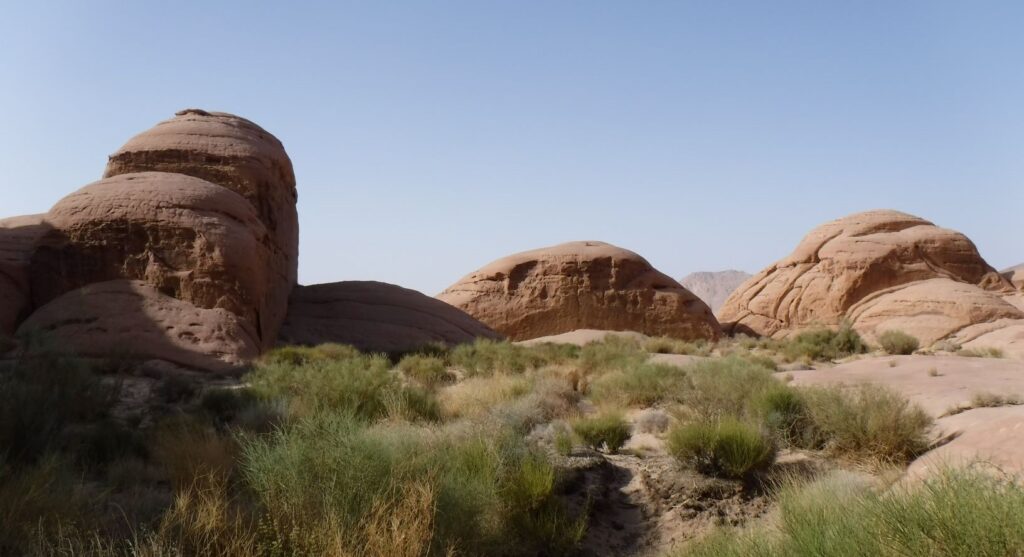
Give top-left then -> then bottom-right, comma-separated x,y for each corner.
572,412 -> 631,453
878,330 -> 920,355
753,386 -> 813,446
667,417 -> 776,479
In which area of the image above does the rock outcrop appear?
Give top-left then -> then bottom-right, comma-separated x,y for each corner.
278,281 -> 501,353
719,210 -> 1017,344
27,172 -> 289,351
679,270 -> 752,315
19,280 -> 258,371
0,214 -> 50,335
104,109 -> 298,284
437,241 -> 721,341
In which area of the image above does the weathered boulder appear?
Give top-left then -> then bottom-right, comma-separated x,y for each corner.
278,281 -> 501,353
437,241 -> 721,341
719,210 -> 1013,338
847,278 -> 1024,346
29,172 -> 290,350
679,270 -> 752,315
18,280 -> 257,371
0,214 -> 50,335
104,109 -> 298,284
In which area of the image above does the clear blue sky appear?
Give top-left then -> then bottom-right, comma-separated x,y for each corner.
2,1 -> 1021,295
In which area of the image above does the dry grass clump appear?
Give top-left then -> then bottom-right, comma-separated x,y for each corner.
667,467 -> 1024,557
397,354 -> 453,388
588,362 -> 691,407
878,330 -> 920,355
959,346 -> 1005,358
970,391 -> 1023,408
643,337 -> 713,356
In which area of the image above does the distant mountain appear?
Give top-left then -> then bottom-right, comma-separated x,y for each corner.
1004,264 -> 1024,290
679,270 -> 752,315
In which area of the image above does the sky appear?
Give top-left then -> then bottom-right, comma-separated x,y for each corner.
2,1 -> 1022,295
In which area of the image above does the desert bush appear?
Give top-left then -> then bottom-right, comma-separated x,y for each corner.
752,386 -> 813,446
151,418 -> 239,489
589,362 -> 690,407
644,337 -> 712,356
261,343 -> 363,366
0,348 -> 119,466
449,339 -> 544,376
397,354 -> 452,388
667,417 -> 776,479
780,323 -> 867,362
970,391 -> 1023,408
248,350 -> 437,422
802,383 -> 932,463
241,412 -> 584,555
669,467 -> 1024,557
680,356 -> 780,419
878,330 -> 920,355
576,335 -> 648,375
200,387 -> 260,424
959,346 -> 1005,358
440,374 -> 534,420
572,412 -> 631,453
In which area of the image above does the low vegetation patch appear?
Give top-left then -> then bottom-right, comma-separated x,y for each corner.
778,322 -> 868,362
643,337 -> 712,356
959,346 -> 1005,358
572,412 -> 631,453
878,330 -> 920,355
667,417 -> 776,480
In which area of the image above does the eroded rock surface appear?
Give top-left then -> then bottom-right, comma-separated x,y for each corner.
278,280 -> 501,353
104,108 -> 298,284
0,214 -> 50,335
719,210 -> 1016,343
1005,264 -> 1024,291
438,241 -> 721,342
18,280 -> 258,371
29,172 -> 290,349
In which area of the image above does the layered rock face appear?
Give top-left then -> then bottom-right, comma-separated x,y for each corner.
719,210 -> 1021,346
4,109 -> 298,370
0,215 -> 50,335
104,108 -> 298,284
679,270 -> 752,315
28,172 -> 288,350
437,241 -> 721,341
279,281 -> 502,353
21,280 -> 259,371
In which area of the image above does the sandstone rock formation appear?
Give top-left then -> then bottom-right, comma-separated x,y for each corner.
279,281 -> 501,353
719,210 -> 1017,344
104,109 -> 298,284
679,270 -> 752,315
28,171 -> 290,352
437,241 -> 721,341
0,214 -> 50,335
19,280 -> 258,371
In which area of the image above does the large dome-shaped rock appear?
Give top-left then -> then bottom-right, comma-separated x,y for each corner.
847,278 -> 1024,346
18,280 -> 257,371
437,241 -> 721,341
0,214 -> 50,335
278,281 -> 501,353
719,210 -> 1012,338
103,109 -> 298,284
29,172 -> 290,351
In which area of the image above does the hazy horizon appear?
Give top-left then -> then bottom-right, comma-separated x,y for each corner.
3,2 -> 1021,295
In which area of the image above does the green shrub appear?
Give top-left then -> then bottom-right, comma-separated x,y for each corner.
577,336 -> 649,374
261,343 -> 363,366
878,330 -> 920,355
667,417 -> 776,479
247,350 -> 437,422
572,412 -> 631,453
589,362 -> 690,407
802,384 -> 932,463
449,339 -> 541,376
752,386 -> 813,446
241,413 -> 583,555
670,468 -> 1024,557
397,354 -> 452,388
781,323 -> 867,362
0,348 -> 119,466
681,356 -> 780,419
